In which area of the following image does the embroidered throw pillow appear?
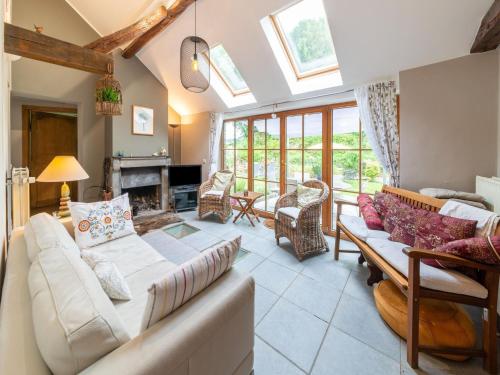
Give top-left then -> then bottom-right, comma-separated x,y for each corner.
373,192 -> 401,221
81,250 -> 132,300
422,236 -> 500,269
212,171 -> 234,191
357,194 -> 383,230
69,194 -> 136,249
297,184 -> 322,209
141,236 -> 240,332
413,211 -> 477,250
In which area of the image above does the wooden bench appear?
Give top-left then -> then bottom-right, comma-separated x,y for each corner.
333,185 -> 499,374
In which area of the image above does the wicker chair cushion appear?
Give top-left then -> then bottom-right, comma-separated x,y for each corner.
276,207 -> 301,228
212,171 -> 234,191
202,190 -> 224,199
297,184 -> 322,209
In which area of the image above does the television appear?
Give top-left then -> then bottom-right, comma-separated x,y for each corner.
168,165 -> 202,187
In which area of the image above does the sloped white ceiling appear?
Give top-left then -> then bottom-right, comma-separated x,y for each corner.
66,0 -> 492,116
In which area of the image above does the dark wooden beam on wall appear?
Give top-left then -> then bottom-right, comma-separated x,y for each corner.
470,0 -> 500,53
4,22 -> 113,74
84,6 -> 168,53
122,0 -> 195,59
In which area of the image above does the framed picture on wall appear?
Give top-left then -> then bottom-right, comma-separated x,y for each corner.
132,105 -> 154,136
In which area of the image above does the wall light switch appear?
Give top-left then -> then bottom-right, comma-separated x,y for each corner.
202,158 -> 207,164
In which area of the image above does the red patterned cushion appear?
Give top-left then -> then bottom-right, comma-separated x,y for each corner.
373,192 -> 401,220
423,236 -> 500,268
383,200 -> 415,234
389,225 -> 416,246
386,205 -> 428,245
357,194 -> 383,230
413,211 -> 477,251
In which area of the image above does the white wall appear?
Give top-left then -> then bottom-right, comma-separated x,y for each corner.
180,112 -> 211,180
399,50 -> 499,192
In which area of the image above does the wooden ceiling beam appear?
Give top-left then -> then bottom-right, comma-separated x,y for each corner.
470,0 -> 500,53
84,6 -> 168,53
4,22 -> 113,75
122,0 -> 195,59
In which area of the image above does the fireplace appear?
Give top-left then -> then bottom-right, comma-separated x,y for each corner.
109,156 -> 170,216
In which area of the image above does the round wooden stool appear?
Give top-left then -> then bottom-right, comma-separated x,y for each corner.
374,279 -> 476,361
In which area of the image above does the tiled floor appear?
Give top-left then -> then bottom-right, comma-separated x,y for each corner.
175,210 -> 498,375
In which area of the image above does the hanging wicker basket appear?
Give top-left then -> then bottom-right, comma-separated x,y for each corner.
96,65 -> 122,116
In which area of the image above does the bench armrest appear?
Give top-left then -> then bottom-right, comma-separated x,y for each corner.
334,198 -> 359,220
403,247 -> 500,273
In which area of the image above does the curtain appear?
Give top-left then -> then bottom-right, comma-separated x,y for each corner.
354,81 -> 400,187
208,112 -> 224,176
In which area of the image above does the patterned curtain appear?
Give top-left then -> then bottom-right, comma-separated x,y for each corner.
208,112 -> 224,176
354,81 -> 400,187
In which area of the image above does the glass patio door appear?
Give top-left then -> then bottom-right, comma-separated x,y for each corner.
284,112 -> 323,192
252,117 -> 281,212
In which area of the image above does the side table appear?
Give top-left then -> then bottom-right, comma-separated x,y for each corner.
230,191 -> 263,227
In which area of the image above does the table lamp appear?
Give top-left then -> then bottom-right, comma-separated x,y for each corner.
37,156 -> 89,217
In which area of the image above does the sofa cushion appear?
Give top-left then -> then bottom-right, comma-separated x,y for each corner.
91,234 -> 164,277
339,214 -> 390,242
69,194 -> 135,249
414,211 -> 477,250
141,237 -> 241,332
423,236 -> 500,269
357,194 -> 383,230
81,250 -> 132,301
365,238 -> 487,299
24,213 -> 79,262
28,246 -> 130,375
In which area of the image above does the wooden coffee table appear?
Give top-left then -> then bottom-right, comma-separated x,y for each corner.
230,191 -> 263,227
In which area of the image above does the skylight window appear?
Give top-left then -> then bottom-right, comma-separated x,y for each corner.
271,0 -> 338,79
209,44 -> 250,96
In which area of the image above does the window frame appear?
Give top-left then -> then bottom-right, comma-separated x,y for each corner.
205,45 -> 251,97
269,1 -> 339,81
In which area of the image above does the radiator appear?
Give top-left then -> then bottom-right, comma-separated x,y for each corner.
11,167 -> 34,228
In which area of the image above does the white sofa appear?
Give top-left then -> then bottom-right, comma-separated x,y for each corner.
0,217 -> 255,375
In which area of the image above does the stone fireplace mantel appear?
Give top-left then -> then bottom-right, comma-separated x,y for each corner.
110,156 -> 171,212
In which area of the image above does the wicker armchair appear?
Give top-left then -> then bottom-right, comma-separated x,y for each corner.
274,179 -> 329,260
198,170 -> 235,223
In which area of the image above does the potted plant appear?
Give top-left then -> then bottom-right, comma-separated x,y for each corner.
96,75 -> 123,115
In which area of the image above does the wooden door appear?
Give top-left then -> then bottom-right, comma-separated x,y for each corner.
23,107 -> 78,211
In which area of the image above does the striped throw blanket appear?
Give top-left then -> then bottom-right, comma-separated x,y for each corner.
141,236 -> 241,331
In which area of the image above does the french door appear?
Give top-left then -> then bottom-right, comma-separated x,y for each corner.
252,117 -> 281,212
222,101 -> 385,234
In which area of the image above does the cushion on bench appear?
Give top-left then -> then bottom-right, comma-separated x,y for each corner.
339,214 -> 390,242
365,238 -> 488,299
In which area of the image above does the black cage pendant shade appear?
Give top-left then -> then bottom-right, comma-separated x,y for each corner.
180,0 -> 210,93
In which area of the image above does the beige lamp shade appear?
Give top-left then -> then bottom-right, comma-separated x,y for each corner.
37,156 -> 89,182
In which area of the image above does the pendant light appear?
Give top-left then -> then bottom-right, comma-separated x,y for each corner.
180,0 -> 210,93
